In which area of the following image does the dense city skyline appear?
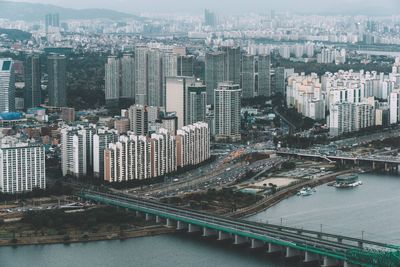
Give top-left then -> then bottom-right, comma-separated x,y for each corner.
3,0 -> 399,15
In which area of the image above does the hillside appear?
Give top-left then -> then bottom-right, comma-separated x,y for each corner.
0,1 -> 139,21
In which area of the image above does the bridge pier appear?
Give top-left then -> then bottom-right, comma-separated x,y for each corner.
176,221 -> 188,230
285,247 -> 302,258
337,237 -> 342,243
218,231 -> 231,240
166,218 -> 176,228
304,251 -> 319,263
267,243 -> 282,254
156,215 -> 164,224
145,213 -> 154,221
321,256 -> 340,267
358,241 -> 363,248
135,211 -> 142,217
202,227 -> 217,237
250,239 -> 264,249
188,224 -> 201,233
234,235 -> 248,245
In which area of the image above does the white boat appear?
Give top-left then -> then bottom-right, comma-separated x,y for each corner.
297,187 -> 314,196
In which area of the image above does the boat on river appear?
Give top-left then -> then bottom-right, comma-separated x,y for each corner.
334,173 -> 362,188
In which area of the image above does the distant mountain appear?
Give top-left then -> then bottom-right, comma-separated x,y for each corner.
0,1 -> 139,21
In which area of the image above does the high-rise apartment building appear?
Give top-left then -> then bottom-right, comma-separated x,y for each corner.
214,82 -> 242,142
176,122 -> 210,167
45,13 -> 60,33
0,137 -> 46,194
104,122 -> 210,183
47,54 -> 66,107
204,9 -> 217,27
105,54 -> 135,106
129,104 -> 149,136
241,54 -> 271,98
329,102 -> 375,136
186,83 -> 207,125
61,125 -> 96,178
121,54 -> 135,100
258,54 -> 271,97
177,55 -> 194,77
205,51 -> 225,105
241,54 -> 256,98
0,58 -> 15,112
147,49 -> 163,107
24,54 -> 41,108
93,128 -> 118,179
135,46 -> 148,105
220,46 -> 241,85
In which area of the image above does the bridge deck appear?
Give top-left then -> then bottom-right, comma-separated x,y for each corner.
79,190 -> 400,267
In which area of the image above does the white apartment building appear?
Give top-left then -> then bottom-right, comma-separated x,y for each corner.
93,128 -> 118,178
0,137 -> 46,194
61,124 -> 96,178
329,102 -> 375,136
104,122 -> 210,183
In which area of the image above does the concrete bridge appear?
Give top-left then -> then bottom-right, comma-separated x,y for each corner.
79,190 -> 400,267
277,149 -> 400,171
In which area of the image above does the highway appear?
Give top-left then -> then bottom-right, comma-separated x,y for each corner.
80,190 -> 400,267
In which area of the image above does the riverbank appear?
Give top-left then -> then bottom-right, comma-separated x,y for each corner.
0,225 -> 175,247
227,169 -> 354,218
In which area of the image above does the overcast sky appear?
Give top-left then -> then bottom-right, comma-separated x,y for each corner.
6,0 -> 400,15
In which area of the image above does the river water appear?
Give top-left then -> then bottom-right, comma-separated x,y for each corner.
0,173 -> 399,267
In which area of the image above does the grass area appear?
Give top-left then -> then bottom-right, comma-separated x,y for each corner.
161,188 -> 262,214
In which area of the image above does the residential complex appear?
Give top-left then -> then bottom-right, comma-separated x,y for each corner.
0,137 -> 46,194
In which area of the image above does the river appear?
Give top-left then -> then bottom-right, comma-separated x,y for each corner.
0,173 -> 399,267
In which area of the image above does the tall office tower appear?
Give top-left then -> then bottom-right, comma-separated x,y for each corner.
165,76 -> 196,129
273,67 -> 286,95
177,55 -> 194,77
0,137 -> 46,194
105,56 -> 120,107
204,9 -> 217,27
121,54 -> 135,100
93,128 -> 118,179
24,54 -> 41,108
47,54 -> 66,107
258,54 -> 271,97
147,49 -> 163,107
129,104 -> 149,136
205,51 -> 225,105
135,46 -> 148,105
214,82 -> 242,142
45,13 -> 60,33
241,54 -> 256,98
0,58 -> 15,112
186,82 -> 207,125
220,46 -> 241,85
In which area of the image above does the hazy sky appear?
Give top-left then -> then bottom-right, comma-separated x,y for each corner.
6,0 -> 400,15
